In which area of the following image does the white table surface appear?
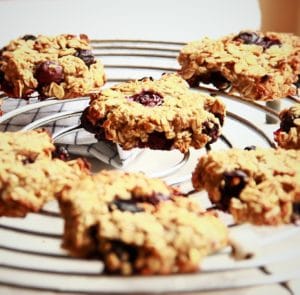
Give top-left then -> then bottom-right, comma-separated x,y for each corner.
0,1 -> 300,294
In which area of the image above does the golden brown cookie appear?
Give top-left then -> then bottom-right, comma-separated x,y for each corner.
59,170 -> 228,275
0,129 -> 90,217
0,34 -> 105,99
81,73 -> 226,153
192,147 -> 300,225
178,31 -> 300,100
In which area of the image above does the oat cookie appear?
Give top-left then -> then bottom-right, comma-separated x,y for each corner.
0,129 -> 90,217
274,104 -> 300,149
178,31 -> 300,100
0,34 -> 105,99
59,170 -> 228,275
192,148 -> 300,225
81,74 -> 226,153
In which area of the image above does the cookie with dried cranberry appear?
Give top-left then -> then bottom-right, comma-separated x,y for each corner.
178,31 -> 300,100
0,130 -> 90,217
0,34 -> 105,99
192,148 -> 300,225
274,104 -> 300,149
59,170 -> 228,275
81,73 -> 225,153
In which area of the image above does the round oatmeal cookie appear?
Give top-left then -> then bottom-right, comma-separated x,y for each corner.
274,104 -> 300,149
81,73 -> 226,153
0,34 -> 106,99
192,148 -> 300,225
59,170 -> 228,275
0,129 -> 90,217
178,31 -> 300,101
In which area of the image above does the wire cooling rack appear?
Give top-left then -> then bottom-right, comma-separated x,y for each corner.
0,39 -> 300,294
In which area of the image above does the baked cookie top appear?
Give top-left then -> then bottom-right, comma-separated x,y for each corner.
275,103 -> 300,149
178,31 -> 300,100
0,34 -> 105,99
0,129 -> 90,217
0,128 -> 55,160
81,73 -> 226,153
59,170 -> 228,275
192,147 -> 300,225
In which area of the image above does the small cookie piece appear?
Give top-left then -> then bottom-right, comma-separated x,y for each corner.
192,148 -> 300,225
0,34 -> 105,99
274,104 -> 300,149
0,130 -> 90,217
81,74 -> 226,153
178,31 -> 300,100
59,170 -> 228,275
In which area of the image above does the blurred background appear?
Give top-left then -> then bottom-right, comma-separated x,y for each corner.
0,0 -> 298,46
260,0 -> 300,34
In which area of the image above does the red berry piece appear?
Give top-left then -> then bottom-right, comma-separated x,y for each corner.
35,61 -> 64,85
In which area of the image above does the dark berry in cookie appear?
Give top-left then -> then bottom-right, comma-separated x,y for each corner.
128,91 -> 163,107
233,32 -> 281,50
35,61 -> 64,85
109,200 -> 145,213
257,36 -> 281,50
233,32 -> 260,44
75,49 -> 96,67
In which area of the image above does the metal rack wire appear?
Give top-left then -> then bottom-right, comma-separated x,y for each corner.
0,39 -> 299,294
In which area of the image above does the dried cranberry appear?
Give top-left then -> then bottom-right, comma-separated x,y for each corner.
234,32 -> 281,50
35,61 -> 64,85
52,146 -> 70,161
142,131 -> 174,150
109,199 -> 144,213
280,113 -> 296,133
219,170 -> 248,210
202,121 -> 220,144
257,37 -> 281,50
233,32 -> 260,44
75,49 -> 96,67
128,91 -> 163,107
22,35 -> 37,41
